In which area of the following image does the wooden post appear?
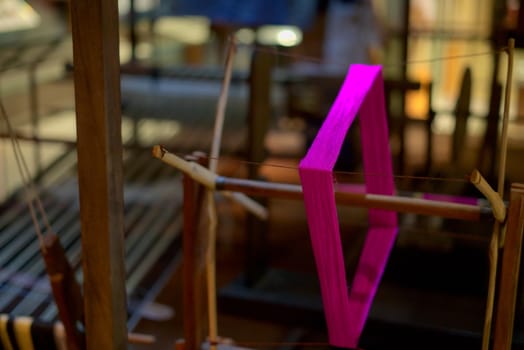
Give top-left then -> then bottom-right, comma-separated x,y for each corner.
182,155 -> 208,350
69,1 -> 127,349
247,47 -> 272,179
245,47 -> 272,286
493,183 -> 524,350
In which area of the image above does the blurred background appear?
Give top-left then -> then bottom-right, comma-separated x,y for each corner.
1,0 -> 524,349
0,0 -> 523,195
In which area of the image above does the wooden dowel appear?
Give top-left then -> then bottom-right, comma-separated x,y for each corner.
209,39 -> 236,173
471,169 -> 506,222
497,39 -> 515,247
216,176 -> 485,221
153,146 -> 268,220
153,146 -> 217,189
482,38 -> 515,350
191,27 -> 228,338
483,222 -> 500,350
225,191 -> 268,220
154,146 -> 489,221
497,38 -> 514,197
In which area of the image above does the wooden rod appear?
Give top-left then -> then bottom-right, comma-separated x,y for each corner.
497,38 -> 514,196
209,39 -> 235,172
153,146 -> 268,220
497,38 -> 515,248
153,146 -> 217,188
471,169 -> 506,222
482,38 -> 515,350
216,177 -> 485,221
483,222 -> 501,350
206,40 -> 235,349
154,146 -> 489,221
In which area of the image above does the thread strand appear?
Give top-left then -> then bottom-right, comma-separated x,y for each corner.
0,99 -> 51,251
172,153 -> 470,184
231,36 -> 505,70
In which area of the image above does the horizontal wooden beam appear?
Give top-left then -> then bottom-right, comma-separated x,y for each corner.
153,146 -> 490,221
216,176 -> 485,221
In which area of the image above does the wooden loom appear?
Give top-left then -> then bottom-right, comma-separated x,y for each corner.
152,38 -> 524,350
156,149 -> 524,350
25,0 -> 520,349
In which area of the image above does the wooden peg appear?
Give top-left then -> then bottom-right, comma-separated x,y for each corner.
470,169 -> 506,222
152,146 -> 268,220
481,37 -> 515,350
153,146 -> 218,190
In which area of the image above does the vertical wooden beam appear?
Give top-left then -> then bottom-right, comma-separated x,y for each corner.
182,155 -> 208,350
493,183 -> 524,350
247,47 -> 272,179
244,48 -> 272,286
69,1 -> 127,349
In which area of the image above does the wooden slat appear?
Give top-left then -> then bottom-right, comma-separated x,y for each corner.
69,1 -> 127,349
493,183 -> 524,350
182,159 -> 207,350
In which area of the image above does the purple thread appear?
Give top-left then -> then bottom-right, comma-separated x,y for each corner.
299,65 -> 398,348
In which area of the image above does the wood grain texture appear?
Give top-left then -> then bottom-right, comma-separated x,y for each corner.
69,1 -> 127,349
182,155 -> 208,350
493,183 -> 524,350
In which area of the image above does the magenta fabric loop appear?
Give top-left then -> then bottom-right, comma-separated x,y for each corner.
299,65 -> 398,348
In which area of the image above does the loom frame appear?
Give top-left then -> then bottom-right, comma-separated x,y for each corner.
176,152 -> 524,350
64,0 -> 524,348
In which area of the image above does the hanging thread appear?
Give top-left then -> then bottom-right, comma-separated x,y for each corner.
0,99 -> 51,251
